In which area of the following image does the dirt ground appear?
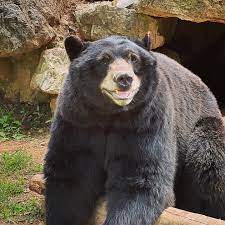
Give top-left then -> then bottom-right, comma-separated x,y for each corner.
0,133 -> 50,164
0,134 -> 49,225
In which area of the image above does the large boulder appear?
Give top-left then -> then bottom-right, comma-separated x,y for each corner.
0,49 -> 42,102
0,58 -> 12,82
135,0 -> 225,24
0,0 -> 58,57
75,2 -> 177,49
30,47 -> 69,95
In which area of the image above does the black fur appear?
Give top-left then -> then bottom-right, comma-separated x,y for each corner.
44,35 -> 225,225
65,36 -> 89,61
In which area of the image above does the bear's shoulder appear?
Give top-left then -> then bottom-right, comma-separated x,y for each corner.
152,51 -> 203,85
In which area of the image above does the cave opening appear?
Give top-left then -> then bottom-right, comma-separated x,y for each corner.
165,20 -> 225,114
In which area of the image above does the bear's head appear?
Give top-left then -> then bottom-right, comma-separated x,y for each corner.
64,35 -> 158,114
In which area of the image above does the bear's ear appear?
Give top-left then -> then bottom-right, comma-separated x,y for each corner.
142,32 -> 152,51
64,36 -> 87,61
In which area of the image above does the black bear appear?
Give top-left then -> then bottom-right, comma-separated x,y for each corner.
44,35 -> 225,225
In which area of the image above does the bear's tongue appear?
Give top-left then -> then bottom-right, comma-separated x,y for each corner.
115,90 -> 131,99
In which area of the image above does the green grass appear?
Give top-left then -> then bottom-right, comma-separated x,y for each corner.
1,198 -> 44,223
0,150 -> 44,224
33,164 -> 44,173
0,180 -> 25,203
0,151 -> 32,175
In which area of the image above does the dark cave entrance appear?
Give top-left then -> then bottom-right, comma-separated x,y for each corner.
164,20 -> 225,114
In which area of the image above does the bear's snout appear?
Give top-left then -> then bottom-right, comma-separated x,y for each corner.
114,73 -> 133,91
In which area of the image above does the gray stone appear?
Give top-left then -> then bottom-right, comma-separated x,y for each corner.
30,47 -> 69,95
134,0 -> 225,24
75,2 -> 177,49
0,49 -> 41,102
0,0 -> 56,57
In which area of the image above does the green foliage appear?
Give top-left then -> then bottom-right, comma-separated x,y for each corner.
0,108 -> 24,141
0,150 -> 44,223
0,102 -> 52,141
18,103 -> 51,130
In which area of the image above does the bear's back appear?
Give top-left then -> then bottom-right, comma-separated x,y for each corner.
152,52 -> 221,139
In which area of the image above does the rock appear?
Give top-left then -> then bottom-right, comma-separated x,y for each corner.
75,2 -> 177,49
0,58 -> 11,98
1,49 -> 42,102
50,97 -> 58,113
29,174 -> 45,195
0,58 -> 12,82
135,0 -> 225,24
30,47 -> 69,95
0,0 -> 56,57
113,0 -> 136,9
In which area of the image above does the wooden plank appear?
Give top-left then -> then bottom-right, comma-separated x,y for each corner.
29,174 -> 225,225
94,201 -> 225,225
156,207 -> 225,225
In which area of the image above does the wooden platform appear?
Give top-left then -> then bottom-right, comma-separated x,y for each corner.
29,174 -> 225,225
94,199 -> 225,225
157,207 -> 225,225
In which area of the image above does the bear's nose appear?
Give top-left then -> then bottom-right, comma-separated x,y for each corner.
115,74 -> 133,91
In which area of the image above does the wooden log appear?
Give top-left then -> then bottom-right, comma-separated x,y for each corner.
95,201 -> 225,225
29,174 -> 225,225
156,207 -> 225,225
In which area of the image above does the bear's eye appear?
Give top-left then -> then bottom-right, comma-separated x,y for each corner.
128,52 -> 139,63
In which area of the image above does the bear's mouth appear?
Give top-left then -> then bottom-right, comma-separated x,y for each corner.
105,89 -> 134,99
102,88 -> 139,106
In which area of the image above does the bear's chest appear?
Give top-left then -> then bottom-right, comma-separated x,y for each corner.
75,128 -> 151,166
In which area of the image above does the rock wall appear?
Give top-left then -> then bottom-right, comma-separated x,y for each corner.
0,49 -> 42,102
0,0 -> 74,102
0,0 -> 55,57
0,0 -> 224,110
75,2 -> 177,49
135,0 -> 225,23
